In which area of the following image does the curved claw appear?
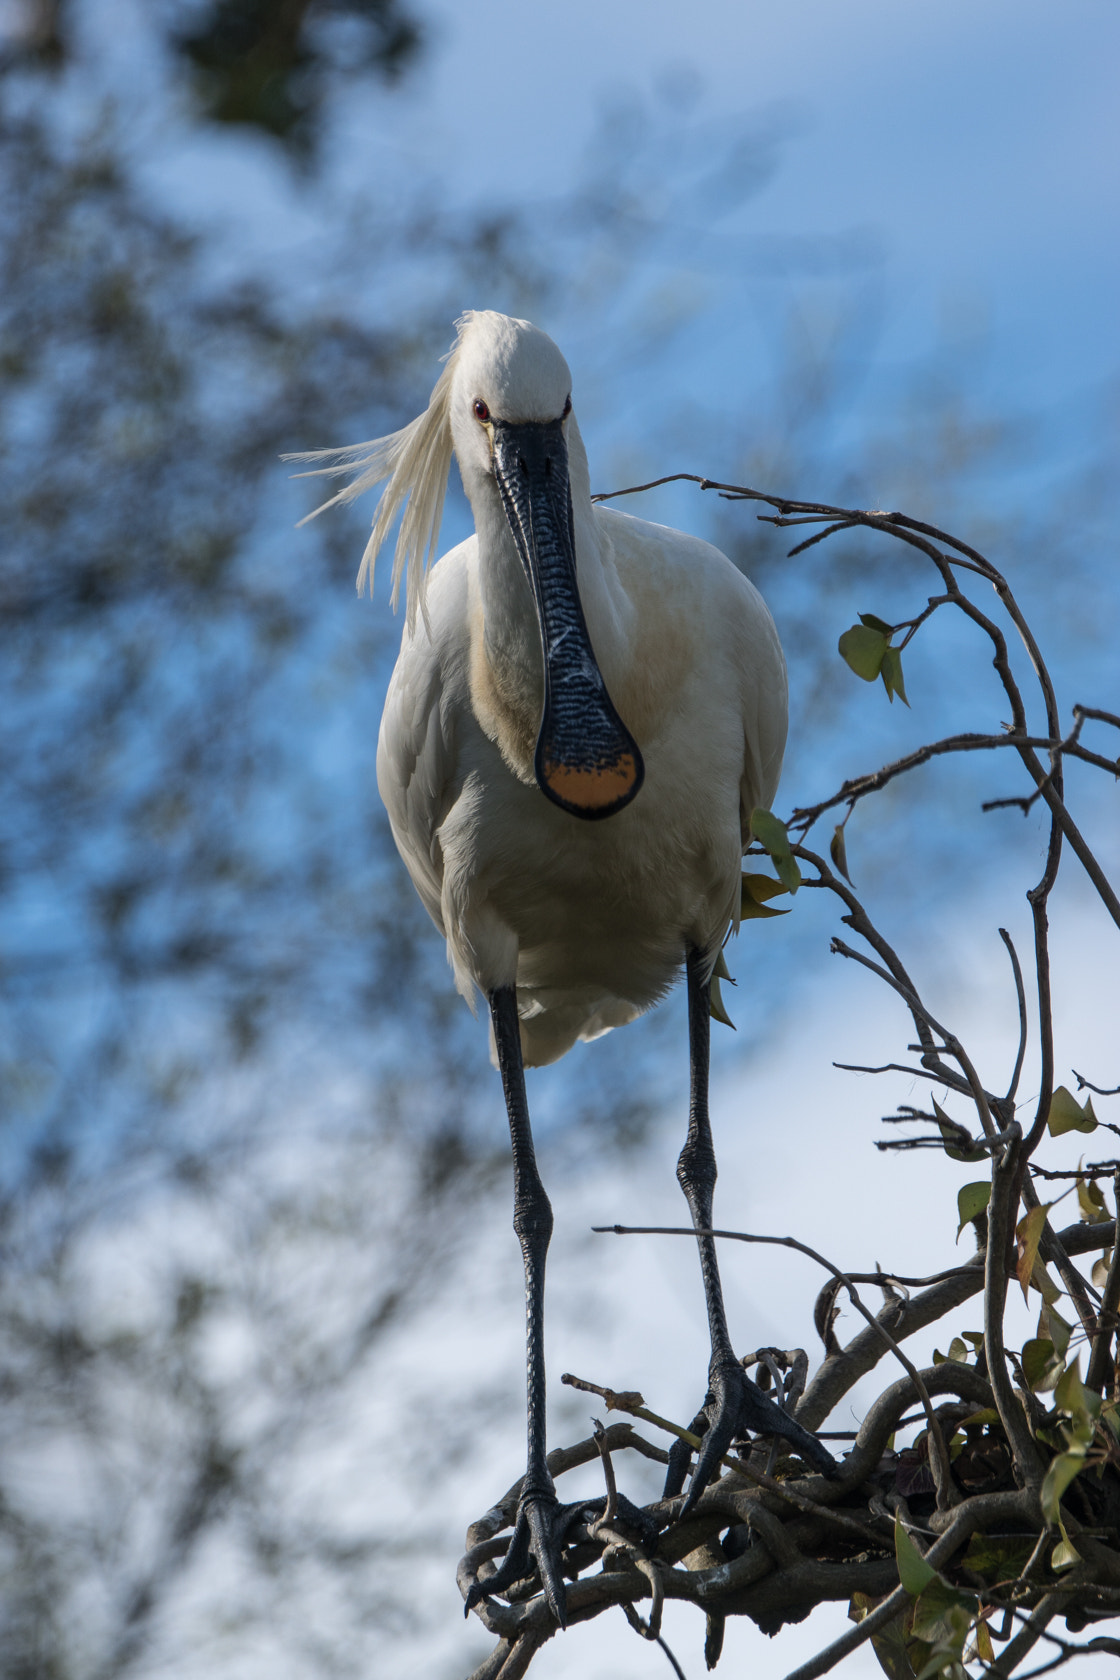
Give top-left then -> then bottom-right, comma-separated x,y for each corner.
671,1360 -> 838,1514
464,1490 -> 663,1629
464,1492 -> 582,1629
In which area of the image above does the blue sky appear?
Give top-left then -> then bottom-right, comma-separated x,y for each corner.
347,0 -> 1120,410
118,0 -> 1118,424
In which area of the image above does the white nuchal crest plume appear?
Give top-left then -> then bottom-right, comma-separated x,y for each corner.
283,314 -> 476,629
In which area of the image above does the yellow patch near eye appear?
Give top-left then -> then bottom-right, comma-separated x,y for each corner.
540,753 -> 641,811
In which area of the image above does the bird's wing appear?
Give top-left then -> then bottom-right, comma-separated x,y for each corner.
733,573 -> 789,825
376,550 -> 473,936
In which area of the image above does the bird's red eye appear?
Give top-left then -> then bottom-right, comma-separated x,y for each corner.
562,395 -> 571,418
473,399 -> 490,422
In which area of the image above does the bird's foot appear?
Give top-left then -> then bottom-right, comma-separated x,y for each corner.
464,1488 -> 658,1629
666,1356 -> 838,1510
463,1488 -> 586,1629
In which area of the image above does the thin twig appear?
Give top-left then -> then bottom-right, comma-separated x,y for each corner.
591,1419 -> 619,1527
833,1059 -> 968,1092
1074,705 -> 1120,733
989,1592 -> 1072,1680
1000,928 -> 1029,1108
828,936 -> 997,1140
789,733 -> 1058,834
1073,1072 -> 1120,1098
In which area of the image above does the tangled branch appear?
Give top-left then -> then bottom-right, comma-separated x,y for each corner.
460,485 -> 1120,1680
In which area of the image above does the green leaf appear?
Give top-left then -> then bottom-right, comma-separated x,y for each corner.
1041,1448 -> 1086,1525
1021,1337 -> 1064,1392
1092,1251 -> 1113,1290
956,1181 -> 991,1239
895,1516 -> 937,1596
740,871 -> 791,920
839,623 -> 889,682
909,1577 -> 977,1643
933,1098 -> 986,1164
1051,1536 -> 1081,1571
749,807 -> 801,894
859,612 -> 895,635
830,823 -> 854,884
962,1534 -> 1035,1580
880,645 -> 911,707
1047,1084 -> 1098,1136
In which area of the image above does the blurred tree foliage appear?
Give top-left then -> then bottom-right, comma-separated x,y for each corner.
0,8 -> 675,1674
0,10 -> 514,1675
176,0 -> 423,148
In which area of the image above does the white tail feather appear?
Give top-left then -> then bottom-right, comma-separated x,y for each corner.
283,327 -> 464,630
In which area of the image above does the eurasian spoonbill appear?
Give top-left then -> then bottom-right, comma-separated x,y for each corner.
290,310 -> 835,1626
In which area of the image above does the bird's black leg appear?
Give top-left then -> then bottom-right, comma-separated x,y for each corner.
465,985 -> 579,1628
665,949 -> 837,1511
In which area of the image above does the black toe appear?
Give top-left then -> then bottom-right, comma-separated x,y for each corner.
668,1361 -> 837,1511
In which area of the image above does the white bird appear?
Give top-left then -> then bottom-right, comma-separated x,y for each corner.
290,310 -> 834,1626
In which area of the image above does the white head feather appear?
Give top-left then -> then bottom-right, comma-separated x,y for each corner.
284,310 -> 571,631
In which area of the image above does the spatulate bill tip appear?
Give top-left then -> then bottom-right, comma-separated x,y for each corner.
536,747 -> 644,821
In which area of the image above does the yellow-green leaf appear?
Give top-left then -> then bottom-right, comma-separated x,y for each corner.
933,1098 -> 986,1164
1041,1449 -> 1086,1525
1031,1257 -> 1061,1306
839,623 -> 889,682
1016,1203 -> 1051,1303
709,972 -> 736,1030
830,823 -> 854,884
1047,1085 -> 1098,1136
1051,1537 -> 1081,1571
956,1181 -> 991,1239
1055,1358 -> 1101,1422
880,646 -> 911,707
1077,1176 -> 1109,1223
1039,1304 -> 1073,1361
895,1516 -> 937,1596
749,807 -> 801,894
849,1592 -> 917,1680
1021,1337 -> 1063,1392
740,872 -> 791,920
969,1617 -> 995,1666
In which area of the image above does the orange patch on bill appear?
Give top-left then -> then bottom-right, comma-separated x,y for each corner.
540,753 -> 641,812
